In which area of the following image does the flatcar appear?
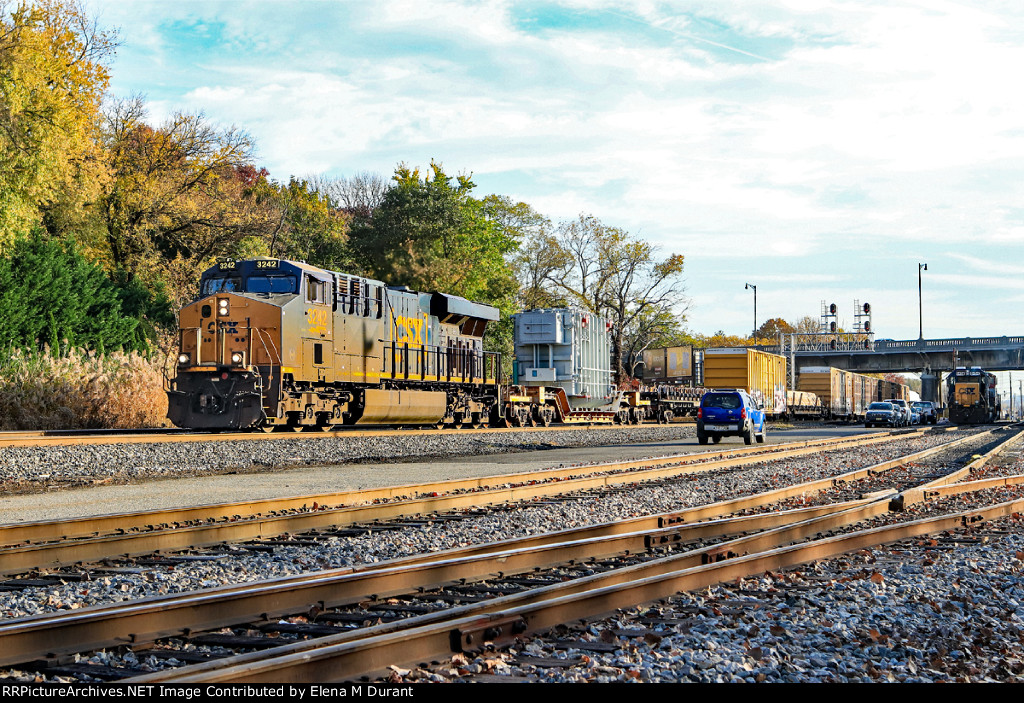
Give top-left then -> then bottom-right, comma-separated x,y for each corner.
167,258 -> 503,431
946,366 -> 1000,424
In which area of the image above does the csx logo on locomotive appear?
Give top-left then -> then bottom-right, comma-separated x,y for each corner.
207,320 -> 239,333
394,315 -> 428,346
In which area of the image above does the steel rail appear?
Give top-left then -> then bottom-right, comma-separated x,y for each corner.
0,428 -> 999,669
127,427 -> 1024,683
0,498 -> 867,669
0,431 -> 932,574
147,493 -> 1024,684
897,427 -> 1024,507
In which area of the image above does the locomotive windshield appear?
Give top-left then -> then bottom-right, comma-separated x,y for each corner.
201,275 -> 242,295
200,274 -> 297,296
247,274 -> 298,294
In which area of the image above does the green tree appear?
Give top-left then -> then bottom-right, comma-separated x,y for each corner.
264,177 -> 351,271
348,161 -> 519,307
346,162 -> 521,374
0,231 -> 162,352
0,0 -> 115,246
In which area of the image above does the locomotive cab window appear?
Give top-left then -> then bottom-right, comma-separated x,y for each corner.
305,275 -> 328,304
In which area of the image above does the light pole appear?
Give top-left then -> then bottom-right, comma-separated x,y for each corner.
918,263 -> 927,340
745,283 -> 757,340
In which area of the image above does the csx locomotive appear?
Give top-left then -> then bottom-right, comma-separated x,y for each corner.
167,258 -> 505,430
946,366 -> 1001,424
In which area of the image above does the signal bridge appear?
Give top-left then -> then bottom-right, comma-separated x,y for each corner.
755,334 -> 1024,403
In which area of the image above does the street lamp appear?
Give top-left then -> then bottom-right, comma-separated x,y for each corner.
918,263 -> 928,340
745,283 -> 757,340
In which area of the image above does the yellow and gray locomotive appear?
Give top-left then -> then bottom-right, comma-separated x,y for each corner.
167,258 -> 501,430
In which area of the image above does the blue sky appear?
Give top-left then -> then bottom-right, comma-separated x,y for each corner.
89,0 -> 1024,341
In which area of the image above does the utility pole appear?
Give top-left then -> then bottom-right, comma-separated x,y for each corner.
745,283 -> 757,340
918,262 -> 927,340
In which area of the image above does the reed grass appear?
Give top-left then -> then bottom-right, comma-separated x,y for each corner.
0,347 -> 171,430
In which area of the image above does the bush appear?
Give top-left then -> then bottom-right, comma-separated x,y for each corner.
0,231 -> 172,353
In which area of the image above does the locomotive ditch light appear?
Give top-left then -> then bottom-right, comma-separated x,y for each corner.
231,352 -> 244,365
178,353 -> 190,365
218,298 -> 229,316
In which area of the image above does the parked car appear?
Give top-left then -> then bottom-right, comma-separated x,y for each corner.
697,389 -> 767,445
912,401 -> 938,425
865,401 -> 900,427
886,399 -> 911,426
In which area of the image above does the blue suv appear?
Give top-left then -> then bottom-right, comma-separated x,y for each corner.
697,389 -> 767,445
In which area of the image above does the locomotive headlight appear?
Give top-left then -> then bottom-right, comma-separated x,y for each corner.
218,298 -> 229,316
178,353 -> 190,365
231,352 -> 244,365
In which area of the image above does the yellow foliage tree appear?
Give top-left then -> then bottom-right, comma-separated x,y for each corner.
0,0 -> 115,245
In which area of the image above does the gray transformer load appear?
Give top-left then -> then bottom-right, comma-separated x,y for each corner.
513,308 -> 615,408
508,308 -> 648,424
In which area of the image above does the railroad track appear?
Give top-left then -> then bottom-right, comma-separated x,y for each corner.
0,425 -> 1017,682
0,428 -> 930,576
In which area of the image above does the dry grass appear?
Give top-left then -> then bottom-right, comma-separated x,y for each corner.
0,348 -> 172,430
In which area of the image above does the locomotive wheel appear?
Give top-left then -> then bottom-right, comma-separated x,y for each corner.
260,426 -> 276,434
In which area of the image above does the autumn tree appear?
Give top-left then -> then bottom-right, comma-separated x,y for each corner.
520,214 -> 687,378
100,96 -> 277,303
754,317 -> 795,342
0,0 -> 116,246
256,177 -> 351,271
